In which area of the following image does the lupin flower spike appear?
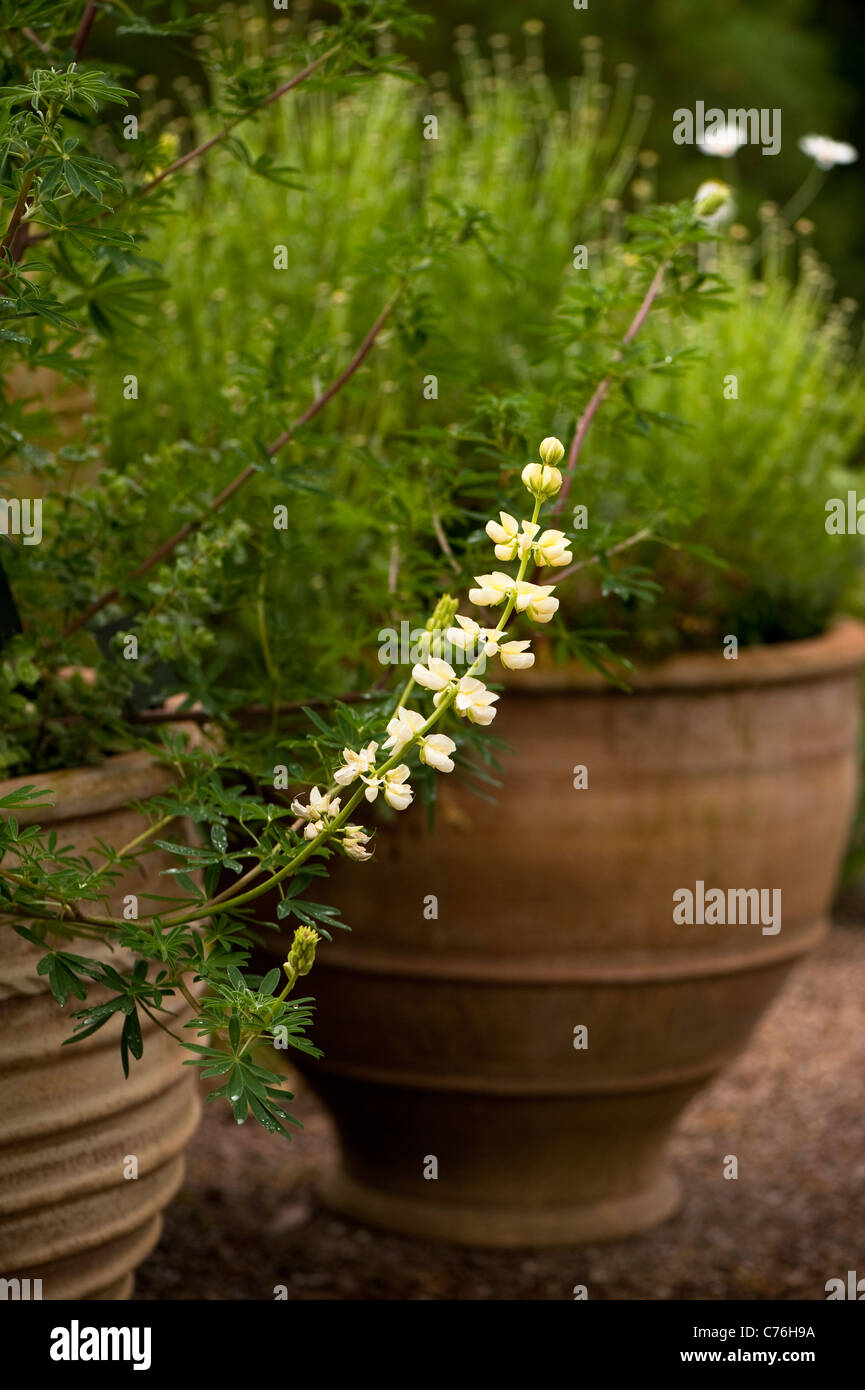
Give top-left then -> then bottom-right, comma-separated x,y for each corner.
283,924 -> 320,986
290,437 -> 566,870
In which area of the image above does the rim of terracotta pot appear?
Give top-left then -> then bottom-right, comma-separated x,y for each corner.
0,693 -> 207,828
502,617 -> 865,695
0,748 -> 176,829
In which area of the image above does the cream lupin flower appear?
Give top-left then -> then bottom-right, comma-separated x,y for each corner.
513,579 -> 554,612
526,592 -> 559,624
382,707 -> 426,755
290,787 -> 342,840
506,579 -> 559,624
420,734 -> 457,773
516,522 -> 540,559
343,824 -> 373,861
485,510 -> 519,558
534,528 -> 573,567
333,740 -> 379,786
412,655 -> 456,691
446,614 -> 502,658
468,572 -> 514,607
441,675 -> 499,725
539,437 -> 565,465
447,614 -> 483,650
499,639 -> 534,670
485,512 -> 539,562
362,765 -> 414,810
306,436 -> 568,876
446,616 -> 533,671
383,765 -> 414,810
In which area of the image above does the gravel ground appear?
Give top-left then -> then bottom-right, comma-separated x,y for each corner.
135,926 -> 865,1301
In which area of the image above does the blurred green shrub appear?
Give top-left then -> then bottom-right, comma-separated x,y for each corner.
91,21 -> 865,675
565,229 -> 865,659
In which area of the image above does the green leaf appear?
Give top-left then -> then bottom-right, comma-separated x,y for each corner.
301,706 -> 335,738
157,868 -> 201,900
119,1007 -> 143,1077
260,967 -> 280,995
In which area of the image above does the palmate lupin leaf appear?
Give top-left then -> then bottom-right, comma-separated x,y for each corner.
21,139 -> 124,200
1,67 -> 134,115
185,1041 -> 305,1138
183,977 -> 322,1137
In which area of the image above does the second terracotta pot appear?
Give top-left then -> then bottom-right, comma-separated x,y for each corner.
279,620 -> 865,1246
0,753 -> 201,1298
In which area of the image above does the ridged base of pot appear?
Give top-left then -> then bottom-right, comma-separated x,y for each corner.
0,752 -> 204,1300
297,1069 -> 706,1248
321,1165 -> 681,1247
10,1214 -> 164,1302
0,1078 -> 200,1300
0,973 -> 201,1300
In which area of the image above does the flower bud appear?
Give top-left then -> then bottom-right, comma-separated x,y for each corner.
284,924 -> 320,981
693,179 -> 733,225
521,461 -> 563,500
426,593 -> 459,634
538,436 -> 565,466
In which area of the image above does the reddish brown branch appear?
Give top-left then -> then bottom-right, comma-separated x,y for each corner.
137,47 -> 338,198
429,501 -> 461,575
71,3 -> 99,62
21,46 -> 340,253
553,527 -> 652,586
266,293 -> 397,454
23,27 -> 52,56
0,173 -> 35,257
553,262 -> 666,518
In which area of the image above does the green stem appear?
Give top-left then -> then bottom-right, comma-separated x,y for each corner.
256,570 -> 279,735
778,163 -> 826,227
115,814 -> 174,860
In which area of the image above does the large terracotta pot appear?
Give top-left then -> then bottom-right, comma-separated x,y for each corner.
0,753 -> 201,1298
283,620 -> 865,1246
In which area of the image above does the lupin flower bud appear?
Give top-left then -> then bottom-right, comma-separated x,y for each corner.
538,436 -> 565,466
426,593 -> 459,634
284,924 -> 320,982
521,461 -> 563,500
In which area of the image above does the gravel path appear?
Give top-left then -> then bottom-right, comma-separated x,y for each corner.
135,926 -> 865,1301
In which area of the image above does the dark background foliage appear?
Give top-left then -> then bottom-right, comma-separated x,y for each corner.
406,0 -> 865,299
88,2 -> 865,292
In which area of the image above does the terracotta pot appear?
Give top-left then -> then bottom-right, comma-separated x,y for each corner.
282,620 -> 865,1246
0,752 -> 201,1298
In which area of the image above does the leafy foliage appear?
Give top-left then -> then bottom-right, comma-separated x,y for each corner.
1,7 -> 862,1138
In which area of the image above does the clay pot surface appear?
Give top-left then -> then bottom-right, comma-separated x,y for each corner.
0,751 -> 201,1298
282,620 -> 865,1245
